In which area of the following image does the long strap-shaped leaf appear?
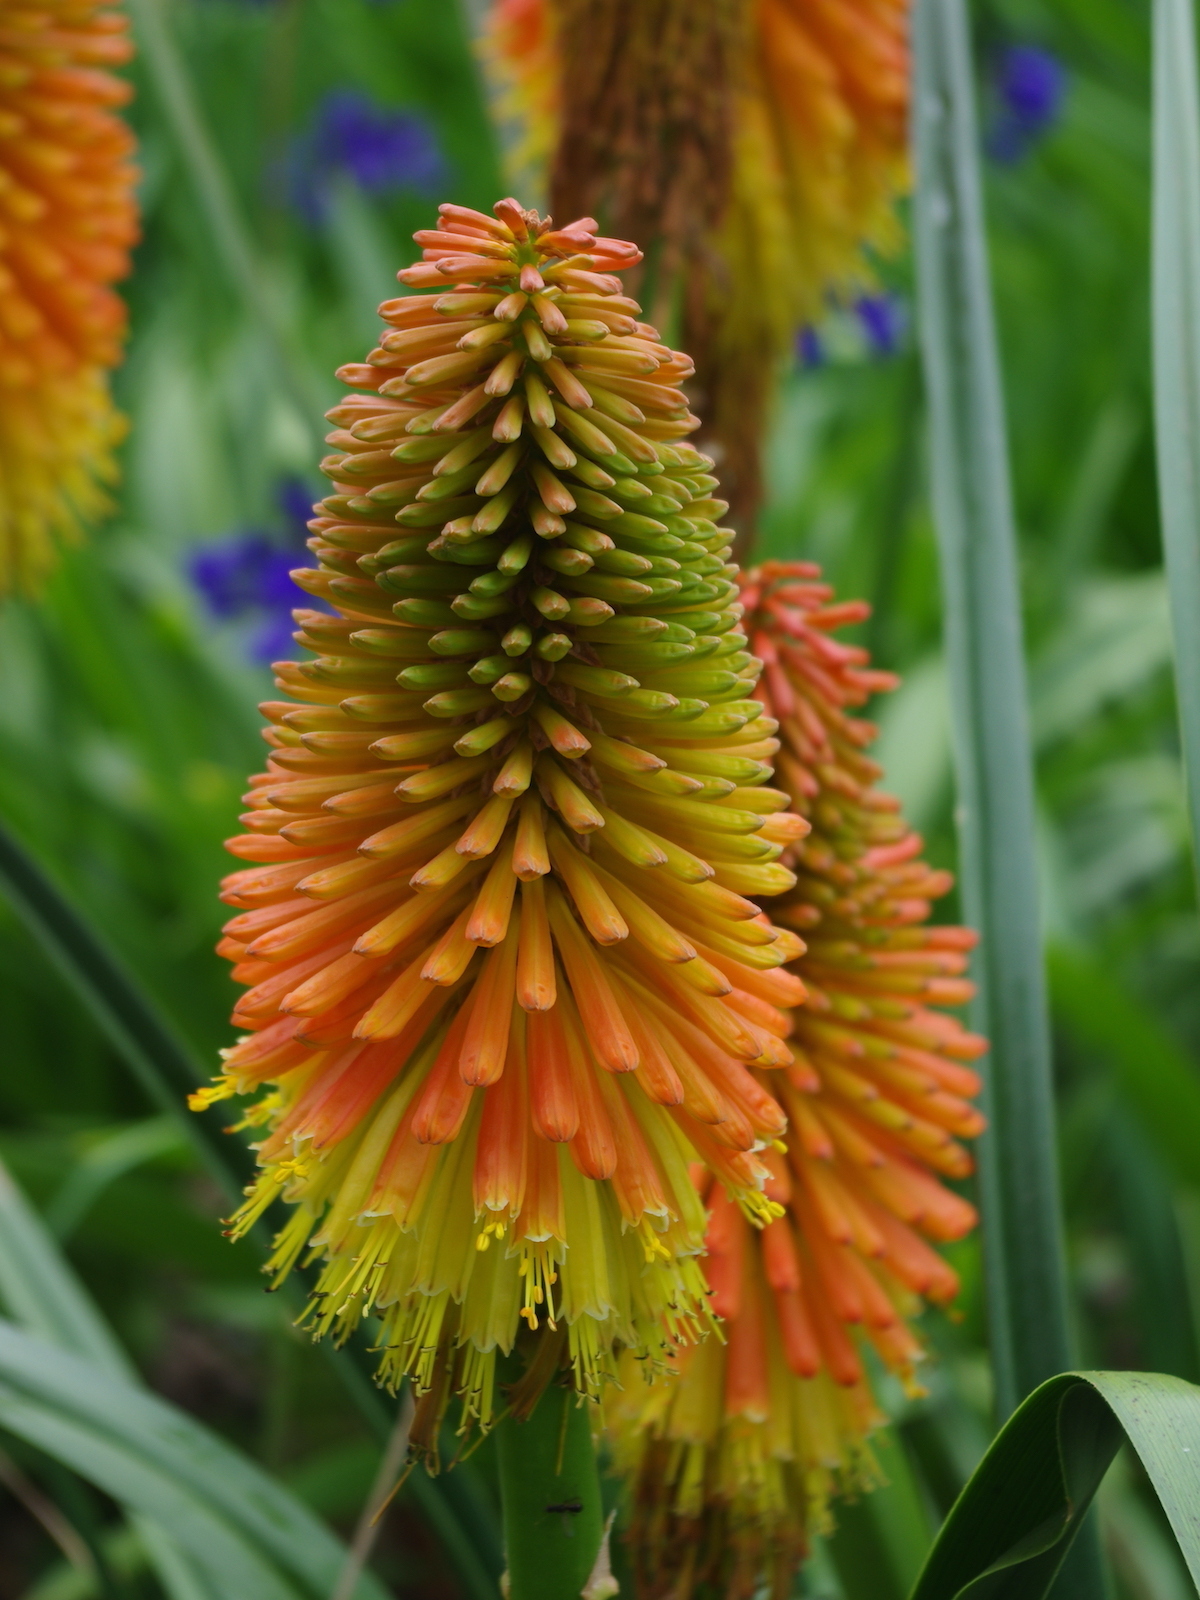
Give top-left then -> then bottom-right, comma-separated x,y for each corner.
0,1319 -> 390,1600
0,820 -> 245,1203
0,1161 -> 136,1382
0,820 -> 503,1599
909,1370 -> 1200,1598
0,1162 -> 267,1599
1152,0 -> 1200,889
911,0 -> 1071,1416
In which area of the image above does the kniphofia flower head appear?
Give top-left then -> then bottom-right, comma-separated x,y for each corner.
482,0 -> 910,536
196,202 -> 810,1440
0,0 -> 138,593
612,563 -> 985,1598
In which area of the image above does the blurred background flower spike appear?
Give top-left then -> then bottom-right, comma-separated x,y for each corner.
481,0 -> 910,549
0,0 -> 139,595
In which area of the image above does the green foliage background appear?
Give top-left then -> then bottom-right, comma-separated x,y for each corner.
1,0 -> 1198,1595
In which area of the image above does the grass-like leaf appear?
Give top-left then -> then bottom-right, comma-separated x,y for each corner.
0,819 -> 245,1204
909,1370 -> 1200,1598
0,830 -> 503,1600
0,1160 -> 135,1380
1152,0 -> 1200,890
0,1161 -> 294,1600
911,14 -> 1113,1591
0,1319 -> 389,1600
911,0 -> 1071,1413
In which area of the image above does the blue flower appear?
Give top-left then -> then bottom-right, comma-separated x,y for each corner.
288,90 -> 445,221
856,294 -> 904,358
189,535 -> 284,621
796,326 -> 824,369
277,473 -> 316,535
188,478 -> 323,663
987,45 -> 1066,164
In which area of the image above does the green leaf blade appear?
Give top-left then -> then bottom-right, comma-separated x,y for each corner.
1152,0 -> 1200,893
0,1320 -> 390,1600
0,1389 -> 300,1600
912,0 -> 1071,1412
909,1371 -> 1200,1600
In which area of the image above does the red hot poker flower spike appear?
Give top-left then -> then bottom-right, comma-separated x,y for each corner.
195,203 -> 810,1441
612,561 -> 985,1599
0,0 -> 138,592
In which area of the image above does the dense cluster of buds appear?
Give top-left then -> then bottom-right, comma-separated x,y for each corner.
0,0 -> 138,591
196,202 -> 813,1437
613,563 -> 984,1599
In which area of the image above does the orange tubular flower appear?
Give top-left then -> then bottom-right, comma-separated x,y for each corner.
613,562 -> 985,1600
483,0 -> 561,202
0,1 -> 138,593
196,202 -> 811,1435
481,0 -> 909,538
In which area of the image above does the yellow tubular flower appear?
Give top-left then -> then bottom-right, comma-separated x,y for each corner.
612,562 -> 984,1600
196,202 -> 811,1441
0,1 -> 138,593
481,0 -> 909,539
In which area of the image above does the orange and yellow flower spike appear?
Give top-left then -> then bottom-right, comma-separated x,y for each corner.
0,0 -> 138,594
612,563 -> 985,1598
697,0 -> 909,535
482,0 -> 561,203
197,202 -> 811,1439
481,0 -> 909,538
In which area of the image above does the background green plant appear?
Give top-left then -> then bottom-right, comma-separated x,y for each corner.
2,0 -> 1199,1595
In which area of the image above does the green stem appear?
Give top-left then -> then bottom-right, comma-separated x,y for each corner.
124,0 -> 323,446
911,7 -> 1107,1594
1152,0 -> 1200,900
496,1386 -> 605,1600
826,1426 -> 932,1600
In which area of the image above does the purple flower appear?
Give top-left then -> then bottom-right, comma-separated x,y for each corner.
856,294 -> 904,358
189,536 -> 276,619
796,326 -> 823,369
277,474 -> 316,537
288,90 -> 445,220
188,479 -> 324,663
988,45 -> 1066,164
249,607 -> 305,664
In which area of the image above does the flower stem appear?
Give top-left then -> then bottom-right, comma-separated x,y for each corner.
496,1385 -> 605,1600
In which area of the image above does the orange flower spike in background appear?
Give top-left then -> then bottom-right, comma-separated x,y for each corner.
0,0 -> 138,593
703,0 -> 909,534
482,0 -> 910,538
483,0 -> 561,202
195,201 -> 811,1437
613,561 -> 985,1600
